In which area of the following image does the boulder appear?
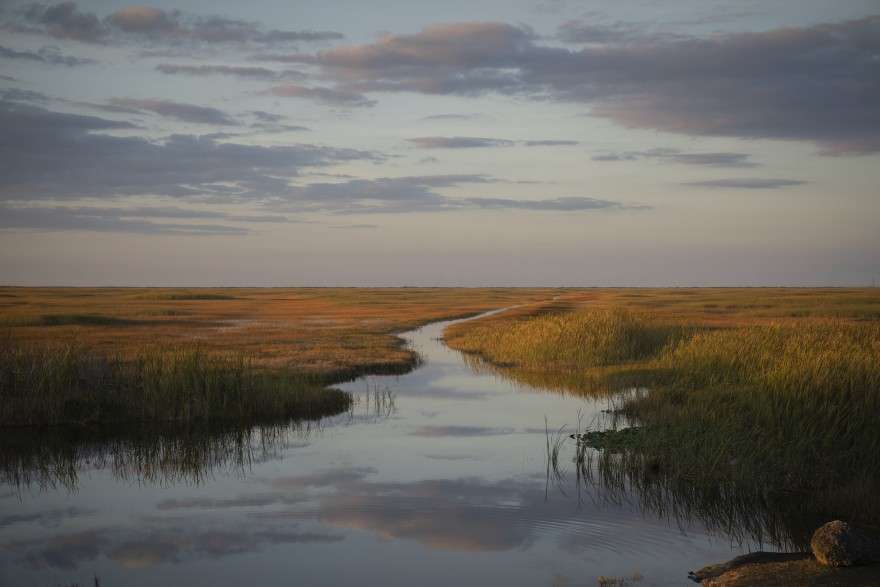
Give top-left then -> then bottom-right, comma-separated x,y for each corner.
810,520 -> 878,567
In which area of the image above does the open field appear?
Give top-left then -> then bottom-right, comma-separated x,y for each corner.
445,288 -> 880,525
0,287 -> 560,426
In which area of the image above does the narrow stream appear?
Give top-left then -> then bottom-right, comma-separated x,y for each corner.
0,311 -> 765,586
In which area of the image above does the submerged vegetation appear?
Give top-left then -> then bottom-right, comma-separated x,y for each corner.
447,288 -> 880,526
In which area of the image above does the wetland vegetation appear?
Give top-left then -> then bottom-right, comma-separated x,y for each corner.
3,287 -> 879,585
0,286 -> 559,428
446,288 -> 880,527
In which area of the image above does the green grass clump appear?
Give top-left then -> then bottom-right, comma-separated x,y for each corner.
0,341 -> 350,427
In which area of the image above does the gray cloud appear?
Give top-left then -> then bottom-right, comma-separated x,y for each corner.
275,175 -> 640,215
20,1 -> 107,42
522,140 -> 579,146
283,18 -> 880,154
0,87 -> 49,102
0,100 -> 374,202
463,196 -> 632,211
248,110 -> 310,133
0,100 -> 634,218
420,113 -> 484,121
683,178 -> 807,189
409,136 -> 578,149
156,63 -> 305,81
263,84 -> 376,107
107,98 -> 236,125
556,19 -> 645,44
0,205 -> 252,235
0,43 -> 92,65
408,136 -> 515,149
8,2 -> 343,46
593,148 -> 758,168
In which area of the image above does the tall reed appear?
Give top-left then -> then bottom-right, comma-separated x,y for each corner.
0,340 -> 351,427
447,307 -> 880,523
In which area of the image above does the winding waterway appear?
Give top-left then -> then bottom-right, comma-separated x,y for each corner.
1,311 -> 772,586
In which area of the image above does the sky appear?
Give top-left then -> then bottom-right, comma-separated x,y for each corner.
0,0 -> 878,286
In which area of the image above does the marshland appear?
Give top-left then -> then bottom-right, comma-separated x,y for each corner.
1,287 -> 878,585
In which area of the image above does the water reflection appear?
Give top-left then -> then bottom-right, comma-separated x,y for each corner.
1,421 -> 320,492
1,313 -> 811,586
545,432 -> 825,552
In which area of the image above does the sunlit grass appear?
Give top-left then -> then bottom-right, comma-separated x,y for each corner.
0,341 -> 350,427
0,287 -> 562,427
446,289 -> 880,524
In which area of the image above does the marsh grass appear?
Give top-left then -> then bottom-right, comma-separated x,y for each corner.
1,314 -> 145,327
449,300 -> 880,525
0,340 -> 350,427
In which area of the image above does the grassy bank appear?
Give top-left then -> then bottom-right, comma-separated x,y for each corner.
0,287 -> 562,427
445,289 -> 880,524
0,341 -> 352,427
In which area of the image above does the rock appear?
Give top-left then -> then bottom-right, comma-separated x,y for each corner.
810,520 -> 879,567
689,552 -> 810,583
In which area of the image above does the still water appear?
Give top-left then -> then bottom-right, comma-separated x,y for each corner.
1,313 -> 771,586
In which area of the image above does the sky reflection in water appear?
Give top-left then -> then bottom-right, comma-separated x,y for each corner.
1,315 -> 772,586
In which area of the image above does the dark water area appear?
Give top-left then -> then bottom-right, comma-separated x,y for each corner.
0,313 -> 801,586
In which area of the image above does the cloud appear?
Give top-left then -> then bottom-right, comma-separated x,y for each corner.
8,2 -> 344,46
556,19 -> 645,44
408,136 -> 577,148
592,148 -> 758,168
263,84 -> 376,107
0,43 -> 92,65
20,1 -> 107,42
156,63 -> 304,81
107,98 -> 236,125
285,17 -> 880,154
463,196 -> 633,211
0,87 -> 50,102
408,136 -> 515,149
683,178 -> 806,189
0,204 -> 295,236
248,110 -> 310,133
105,5 -> 177,35
273,175 -> 640,215
420,113 -> 484,121
0,205 -> 253,235
0,100 -> 374,201
522,140 -> 579,146
0,101 -> 633,217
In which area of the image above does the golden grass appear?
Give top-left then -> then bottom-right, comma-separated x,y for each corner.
0,287 -> 562,379
0,287 -> 564,426
445,288 -> 880,524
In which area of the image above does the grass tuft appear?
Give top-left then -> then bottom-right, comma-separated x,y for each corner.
0,340 -> 350,427
447,298 -> 880,525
